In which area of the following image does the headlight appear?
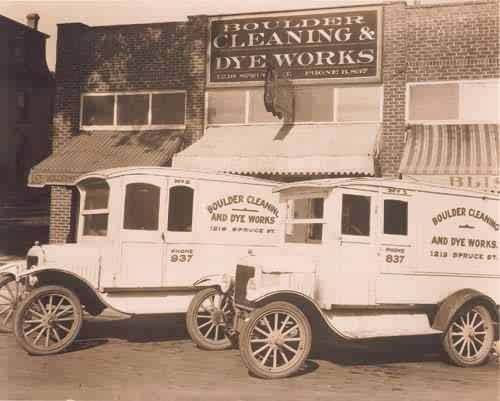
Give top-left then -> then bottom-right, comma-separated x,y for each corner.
220,273 -> 233,293
26,241 -> 44,270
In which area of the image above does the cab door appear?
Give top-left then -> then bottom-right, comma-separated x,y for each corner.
117,175 -> 167,287
332,188 -> 378,305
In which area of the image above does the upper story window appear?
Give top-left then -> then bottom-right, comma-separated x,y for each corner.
285,197 -> 325,244
167,186 -> 194,232
407,80 -> 500,123
16,91 -> 29,122
341,194 -> 370,236
207,85 -> 382,125
123,183 -> 160,231
81,91 -> 186,130
384,199 -> 408,236
80,179 -> 110,237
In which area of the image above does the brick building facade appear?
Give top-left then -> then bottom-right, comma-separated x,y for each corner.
29,1 -> 499,244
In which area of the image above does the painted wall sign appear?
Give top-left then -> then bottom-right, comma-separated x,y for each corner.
207,6 -> 382,86
405,175 -> 500,194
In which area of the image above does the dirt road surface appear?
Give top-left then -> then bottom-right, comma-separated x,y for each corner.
2,314 -> 499,401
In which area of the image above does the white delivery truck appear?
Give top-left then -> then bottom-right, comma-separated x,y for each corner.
0,167 -> 281,355
216,178 -> 500,379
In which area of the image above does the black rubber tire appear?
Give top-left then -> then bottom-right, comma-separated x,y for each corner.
239,301 -> 312,379
442,304 -> 495,367
0,275 -> 20,333
14,285 -> 83,355
186,287 -> 233,351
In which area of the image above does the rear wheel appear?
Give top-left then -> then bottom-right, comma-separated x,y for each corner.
239,302 -> 312,379
0,275 -> 23,333
442,304 -> 495,367
186,287 -> 233,351
14,286 -> 82,355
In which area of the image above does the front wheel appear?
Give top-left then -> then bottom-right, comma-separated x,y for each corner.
186,287 -> 234,351
239,302 -> 312,379
14,286 -> 83,355
0,275 -> 23,333
442,304 -> 495,367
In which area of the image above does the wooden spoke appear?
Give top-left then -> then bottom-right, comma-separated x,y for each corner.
45,328 -> 50,347
23,319 -> 42,324
0,294 -> 11,302
453,336 -> 465,347
281,342 -> 299,355
2,309 -> 13,326
470,312 -> 478,328
282,324 -> 299,337
252,343 -> 270,356
25,323 -> 44,336
254,326 -> 270,337
473,331 -> 487,335
5,283 -> 14,299
53,317 -> 75,323
470,338 -> 478,355
33,327 -> 47,345
198,320 -> 212,330
55,306 -> 72,318
52,328 -> 62,342
204,323 -> 215,338
452,322 -> 463,331
263,316 -> 273,333
458,338 -> 467,355
28,308 -> 45,319
272,348 -> 278,368
279,315 -> 290,333
214,324 -> 219,340
250,338 -> 269,343
55,323 -> 70,333
274,312 -> 279,331
196,314 -> 211,320
279,349 -> 289,364
37,300 -> 47,315
283,337 -> 301,342
0,305 -> 11,315
52,297 -> 65,315
260,346 -> 273,366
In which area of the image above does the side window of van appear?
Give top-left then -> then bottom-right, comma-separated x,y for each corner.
285,197 -> 324,244
384,200 -> 408,235
81,179 -> 109,236
342,194 -> 370,236
123,183 -> 160,230
168,186 -> 194,232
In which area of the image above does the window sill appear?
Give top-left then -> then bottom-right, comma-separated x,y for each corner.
81,124 -> 186,131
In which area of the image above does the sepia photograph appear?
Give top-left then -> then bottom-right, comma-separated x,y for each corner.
0,0 -> 498,399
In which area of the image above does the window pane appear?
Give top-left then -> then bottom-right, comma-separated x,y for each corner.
207,91 -> 245,124
294,86 -> 333,122
83,180 -> 109,210
117,94 -> 148,125
460,81 -> 500,122
287,198 -> 324,219
83,214 -> 108,236
123,183 -> 160,230
342,194 -> 370,236
249,88 -> 278,123
168,186 -> 194,232
384,200 -> 408,235
152,93 -> 186,125
285,223 -> 323,244
409,84 -> 459,121
337,86 -> 381,121
82,95 -> 114,126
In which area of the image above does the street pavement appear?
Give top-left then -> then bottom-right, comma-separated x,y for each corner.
2,313 -> 499,401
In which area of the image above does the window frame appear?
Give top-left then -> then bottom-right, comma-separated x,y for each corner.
78,179 -> 110,239
122,182 -> 161,231
284,193 -> 327,245
80,90 -> 187,131
406,79 -> 500,124
167,185 -> 195,233
383,198 -> 408,237
206,84 -> 383,127
340,192 -> 372,238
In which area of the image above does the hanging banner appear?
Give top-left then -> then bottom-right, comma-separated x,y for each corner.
207,6 -> 382,86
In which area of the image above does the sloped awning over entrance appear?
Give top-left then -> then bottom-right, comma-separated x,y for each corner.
172,124 -> 380,176
29,131 -> 183,187
399,125 -> 500,176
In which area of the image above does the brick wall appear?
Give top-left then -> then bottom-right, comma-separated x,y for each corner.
49,19 -> 208,243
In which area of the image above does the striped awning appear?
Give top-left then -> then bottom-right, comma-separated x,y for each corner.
399,125 -> 500,175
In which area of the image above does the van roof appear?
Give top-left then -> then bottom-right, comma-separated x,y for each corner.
75,166 -> 278,187
275,177 -> 500,200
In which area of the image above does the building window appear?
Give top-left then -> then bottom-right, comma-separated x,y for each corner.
16,91 -> 29,122
80,179 -> 109,237
285,197 -> 324,244
341,194 -> 370,236
384,200 -> 408,236
123,183 -> 160,231
81,91 -> 186,129
408,80 -> 500,123
207,85 -> 382,125
167,186 -> 194,232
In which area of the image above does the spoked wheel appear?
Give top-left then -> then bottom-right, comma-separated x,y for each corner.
239,302 -> 312,379
443,304 -> 495,367
14,286 -> 82,355
0,275 -> 23,333
186,287 -> 234,351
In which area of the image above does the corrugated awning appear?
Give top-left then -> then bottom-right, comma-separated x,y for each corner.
29,131 -> 183,187
172,124 -> 380,176
399,124 -> 500,175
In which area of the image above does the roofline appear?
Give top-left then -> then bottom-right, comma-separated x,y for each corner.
0,14 -> 50,38
275,177 -> 500,200
74,166 -> 279,187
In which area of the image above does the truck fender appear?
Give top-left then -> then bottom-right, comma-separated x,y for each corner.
19,267 -> 108,316
0,261 -> 25,279
253,291 -> 351,341
432,288 -> 499,338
